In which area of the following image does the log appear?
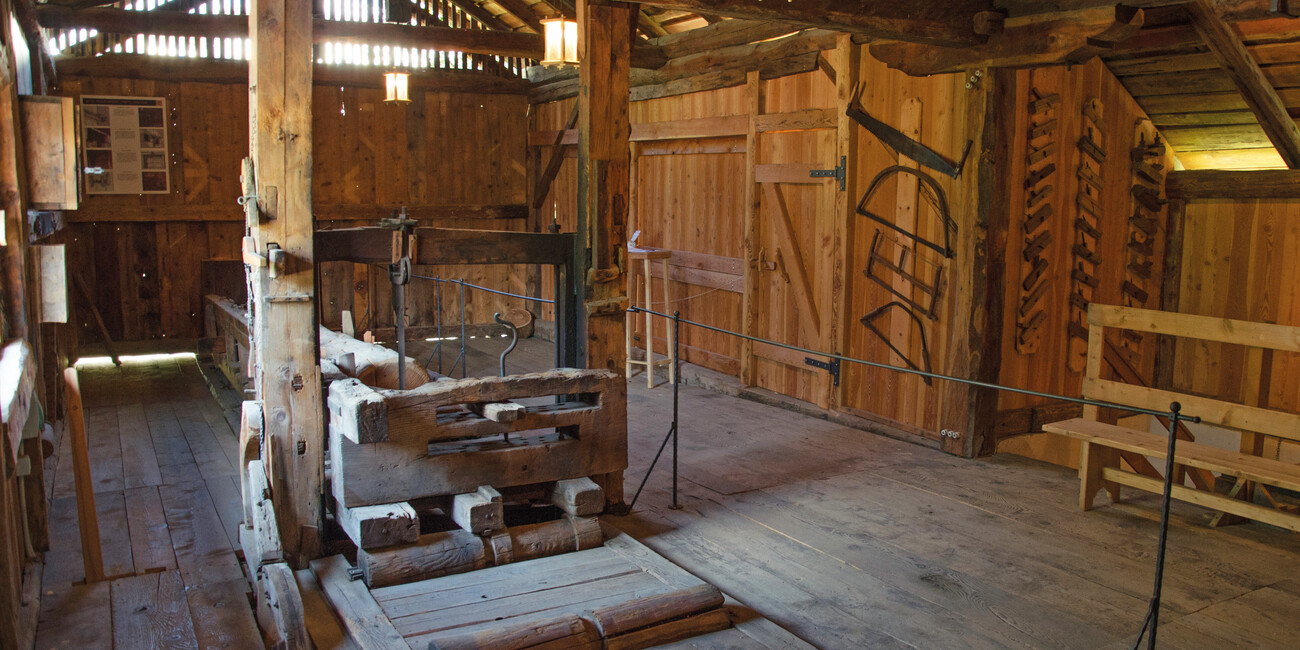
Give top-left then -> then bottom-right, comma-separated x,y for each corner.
319,326 -> 430,390
425,612 -> 598,650
586,583 -> 724,637
358,529 -> 488,588
335,502 -> 419,550
550,477 -> 605,517
451,485 -> 504,534
511,516 -> 604,563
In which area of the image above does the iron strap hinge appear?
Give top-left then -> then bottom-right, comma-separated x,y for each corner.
809,156 -> 847,191
804,356 -> 841,386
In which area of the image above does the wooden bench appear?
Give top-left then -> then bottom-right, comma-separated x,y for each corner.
1044,304 -> 1300,533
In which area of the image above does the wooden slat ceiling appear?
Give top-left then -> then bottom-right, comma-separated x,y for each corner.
1099,4 -> 1300,170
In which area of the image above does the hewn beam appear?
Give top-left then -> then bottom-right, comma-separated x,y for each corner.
38,6 -> 545,58
1185,0 -> 1300,168
56,54 -> 530,92
493,0 -> 545,32
250,0 -> 322,565
1165,169 -> 1300,198
650,18 -> 797,58
628,0 -> 990,47
870,5 -> 1143,76
315,227 -> 574,265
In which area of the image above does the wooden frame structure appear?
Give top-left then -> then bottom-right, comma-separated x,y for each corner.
1046,304 -> 1300,532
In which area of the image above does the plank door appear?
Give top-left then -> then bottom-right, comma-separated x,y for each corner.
751,124 -> 839,407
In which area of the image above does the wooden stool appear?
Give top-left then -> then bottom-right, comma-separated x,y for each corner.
625,245 -> 675,388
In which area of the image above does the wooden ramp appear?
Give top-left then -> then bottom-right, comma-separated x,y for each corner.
307,527 -> 809,649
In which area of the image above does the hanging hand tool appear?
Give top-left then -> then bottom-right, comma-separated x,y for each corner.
847,83 -> 973,179
379,207 -> 417,389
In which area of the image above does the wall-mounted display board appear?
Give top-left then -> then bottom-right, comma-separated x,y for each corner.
80,95 -> 170,195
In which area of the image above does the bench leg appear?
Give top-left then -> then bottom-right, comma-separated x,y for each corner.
1079,442 -> 1120,511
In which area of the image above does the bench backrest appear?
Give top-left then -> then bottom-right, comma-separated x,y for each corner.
1081,304 -> 1300,443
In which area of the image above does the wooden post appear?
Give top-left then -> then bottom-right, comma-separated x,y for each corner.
828,36 -> 860,409
64,368 -> 104,583
249,0 -> 322,565
739,70 -> 760,387
577,0 -> 634,507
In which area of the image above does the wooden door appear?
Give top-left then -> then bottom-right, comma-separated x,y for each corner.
751,128 -> 839,407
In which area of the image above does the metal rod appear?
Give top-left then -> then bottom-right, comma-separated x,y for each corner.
494,312 -> 518,377
459,280 -> 467,378
412,274 -> 555,305
627,306 -> 1181,420
435,276 -> 443,374
620,422 -> 676,515
671,310 -> 681,510
1135,402 -> 1193,649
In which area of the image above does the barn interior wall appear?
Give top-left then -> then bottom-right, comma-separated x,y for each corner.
992,60 -> 1175,458
50,77 -> 531,351
531,46 -> 986,446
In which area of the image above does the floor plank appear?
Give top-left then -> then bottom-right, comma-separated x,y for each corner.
118,403 -> 163,489
110,570 -> 199,650
185,579 -> 262,650
124,485 -> 178,572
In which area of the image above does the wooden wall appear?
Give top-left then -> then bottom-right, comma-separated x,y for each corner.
1172,198 -> 1300,414
994,60 -> 1174,444
53,76 -> 531,348
531,43 -> 988,447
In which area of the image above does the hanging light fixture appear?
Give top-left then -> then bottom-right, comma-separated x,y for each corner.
384,69 -> 410,103
540,17 -> 579,67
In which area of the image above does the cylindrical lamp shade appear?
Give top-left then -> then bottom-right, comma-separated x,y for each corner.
385,71 -> 410,103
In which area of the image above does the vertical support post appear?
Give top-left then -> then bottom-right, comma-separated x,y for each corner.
578,0 -> 634,508
740,70 -> 761,386
829,35 -> 861,410
249,0 -> 321,565
671,310 -> 681,510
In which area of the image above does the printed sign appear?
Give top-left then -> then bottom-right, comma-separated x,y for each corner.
81,95 -> 170,195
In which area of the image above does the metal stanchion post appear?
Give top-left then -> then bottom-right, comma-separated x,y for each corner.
671,310 -> 681,510
459,280 -> 467,378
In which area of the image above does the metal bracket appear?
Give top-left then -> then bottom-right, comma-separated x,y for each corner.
804,357 -> 841,386
809,156 -> 847,191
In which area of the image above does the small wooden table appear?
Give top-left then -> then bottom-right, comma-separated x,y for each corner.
626,245 -> 676,387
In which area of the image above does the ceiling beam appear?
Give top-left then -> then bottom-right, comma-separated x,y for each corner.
491,0 -> 546,32
626,0 -> 991,47
39,6 -> 545,58
1166,169 -> 1300,198
870,5 -> 1143,76
1185,0 -> 1300,168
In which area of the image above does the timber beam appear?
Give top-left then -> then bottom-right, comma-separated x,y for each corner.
869,5 -> 1144,76
1185,0 -> 1300,168
1165,169 -> 1300,199
314,227 -> 575,266
627,0 -> 991,47
39,6 -> 666,68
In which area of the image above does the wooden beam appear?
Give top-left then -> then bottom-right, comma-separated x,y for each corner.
650,18 -> 799,58
67,202 -> 527,223
37,6 -> 545,58
869,5 -> 1144,76
1186,0 -> 1300,168
1165,169 -> 1300,198
314,227 -> 575,265
630,0 -> 988,46
493,0 -> 546,32
56,55 -> 531,93
739,70 -> 760,387
829,34 -> 861,411
250,0 -> 323,566
531,101 -> 580,216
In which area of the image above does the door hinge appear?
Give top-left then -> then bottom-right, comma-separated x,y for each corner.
804,357 -> 841,387
809,156 -> 847,191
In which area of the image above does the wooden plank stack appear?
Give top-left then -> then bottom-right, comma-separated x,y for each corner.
327,367 -> 628,588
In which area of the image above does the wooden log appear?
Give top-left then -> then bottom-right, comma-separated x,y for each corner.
320,327 -> 430,391
425,612 -> 598,650
511,515 -> 604,563
327,379 -> 387,444
451,485 -> 504,534
605,608 -> 733,650
357,529 -> 488,588
335,502 -> 419,550
550,477 -> 605,516
586,583 -> 725,637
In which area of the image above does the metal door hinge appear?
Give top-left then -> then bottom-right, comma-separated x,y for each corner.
804,357 -> 841,386
809,156 -> 847,191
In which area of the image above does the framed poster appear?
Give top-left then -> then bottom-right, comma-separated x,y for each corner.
80,95 -> 170,195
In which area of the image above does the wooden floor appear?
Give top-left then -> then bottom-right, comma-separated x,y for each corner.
36,355 -> 260,650
35,337 -> 1300,649
457,336 -> 1300,649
